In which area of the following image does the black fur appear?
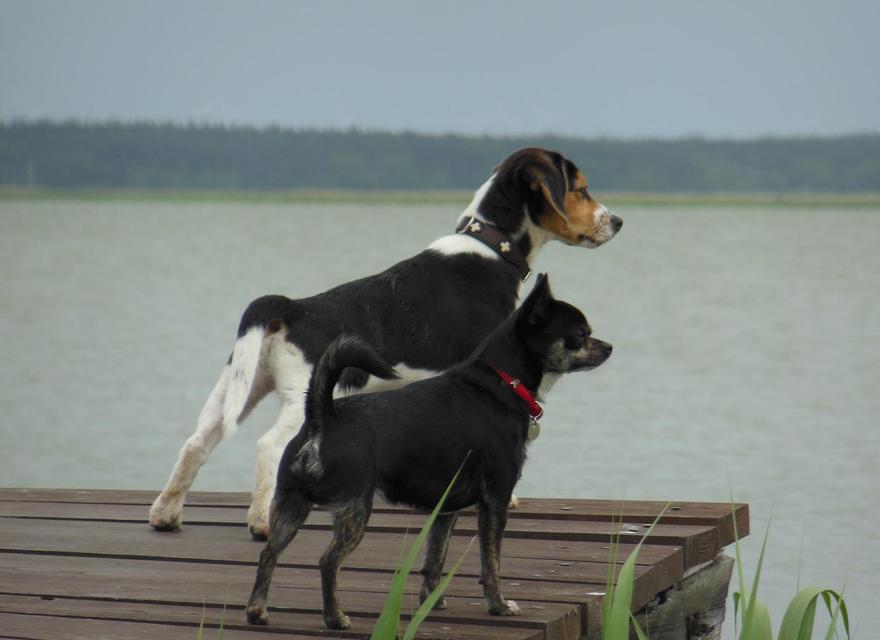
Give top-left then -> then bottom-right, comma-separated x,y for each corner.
234,148 -> 584,387
245,275 -> 613,629
305,335 -> 399,433
238,249 -> 521,385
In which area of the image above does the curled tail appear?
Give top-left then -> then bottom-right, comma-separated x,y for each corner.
306,336 -> 398,436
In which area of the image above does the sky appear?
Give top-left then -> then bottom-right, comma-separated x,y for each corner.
1,0 -> 878,139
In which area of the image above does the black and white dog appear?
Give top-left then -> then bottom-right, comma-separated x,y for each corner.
245,274 -> 612,629
149,147 -> 622,539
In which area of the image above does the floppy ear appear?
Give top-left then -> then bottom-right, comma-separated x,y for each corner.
518,273 -> 553,328
527,156 -> 569,221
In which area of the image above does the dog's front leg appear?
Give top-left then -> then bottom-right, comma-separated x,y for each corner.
419,512 -> 458,609
477,499 -> 520,616
150,367 -> 230,531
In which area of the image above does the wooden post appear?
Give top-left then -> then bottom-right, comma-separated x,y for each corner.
632,554 -> 735,640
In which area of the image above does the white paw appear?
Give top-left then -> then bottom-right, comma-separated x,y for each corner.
149,499 -> 182,531
503,600 -> 521,616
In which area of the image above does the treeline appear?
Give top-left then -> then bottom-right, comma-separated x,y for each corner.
1,120 -> 878,192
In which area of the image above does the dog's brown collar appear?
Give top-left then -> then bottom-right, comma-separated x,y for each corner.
491,366 -> 544,422
455,216 -> 532,282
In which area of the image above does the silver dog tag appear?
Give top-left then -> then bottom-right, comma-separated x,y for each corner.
527,420 -> 541,441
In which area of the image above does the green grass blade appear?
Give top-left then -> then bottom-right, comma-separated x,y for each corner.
778,587 -> 823,640
602,503 -> 669,640
602,504 -> 623,632
370,455 -> 469,640
730,491 -> 746,638
776,586 -> 851,640
603,546 -> 638,639
196,599 -> 206,640
742,598 -> 774,640
629,611 -> 649,640
739,514 -> 772,640
821,587 -> 850,640
402,536 -> 476,640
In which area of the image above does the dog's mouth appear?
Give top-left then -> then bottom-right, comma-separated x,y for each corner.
572,342 -> 613,371
573,362 -> 603,371
582,212 -> 623,247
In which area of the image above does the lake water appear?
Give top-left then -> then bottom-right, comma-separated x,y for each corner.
1,197 -> 878,638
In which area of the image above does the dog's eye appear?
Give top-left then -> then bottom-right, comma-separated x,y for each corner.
564,328 -> 587,350
579,188 -> 591,200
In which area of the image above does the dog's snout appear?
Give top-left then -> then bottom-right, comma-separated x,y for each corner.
610,214 -> 623,233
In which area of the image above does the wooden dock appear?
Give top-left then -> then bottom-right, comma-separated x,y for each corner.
0,489 -> 748,639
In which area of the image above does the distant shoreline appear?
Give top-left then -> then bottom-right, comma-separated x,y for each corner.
2,186 -> 879,208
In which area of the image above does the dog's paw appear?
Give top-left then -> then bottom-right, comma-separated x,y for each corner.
249,525 -> 269,542
508,495 -> 520,509
324,612 -> 351,630
246,604 -> 269,625
424,596 -> 448,610
420,586 -> 448,610
149,503 -> 182,531
490,599 -> 521,616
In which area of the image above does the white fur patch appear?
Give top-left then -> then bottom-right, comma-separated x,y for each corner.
267,337 -> 311,404
427,233 -> 501,260
428,174 -> 502,260
537,372 -> 561,400
582,201 -> 621,247
458,174 -> 495,224
337,363 -> 443,396
222,327 -> 266,437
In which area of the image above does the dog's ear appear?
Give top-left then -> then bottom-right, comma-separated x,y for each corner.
518,273 -> 553,328
526,154 -> 569,221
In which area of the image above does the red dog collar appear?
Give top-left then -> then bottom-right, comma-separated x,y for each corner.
492,366 -> 544,421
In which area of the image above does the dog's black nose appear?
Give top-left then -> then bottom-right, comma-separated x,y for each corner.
610,215 -> 623,232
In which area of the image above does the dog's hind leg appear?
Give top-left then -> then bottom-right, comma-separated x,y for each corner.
419,512 -> 458,609
248,344 -> 310,540
150,367 -> 232,531
151,328 -> 273,531
319,498 -> 372,630
248,398 -> 304,540
246,489 -> 313,626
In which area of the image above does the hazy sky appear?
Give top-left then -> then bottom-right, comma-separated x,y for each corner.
2,0 -> 878,138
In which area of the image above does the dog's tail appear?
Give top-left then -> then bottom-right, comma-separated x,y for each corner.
306,336 -> 398,436
222,325 -> 269,438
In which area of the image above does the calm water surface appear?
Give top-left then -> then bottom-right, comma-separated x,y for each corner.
1,198 -> 878,638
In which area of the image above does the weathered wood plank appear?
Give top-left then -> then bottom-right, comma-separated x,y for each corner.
0,611 -> 313,640
0,489 -> 749,543
0,501 -> 684,565
0,500 -> 717,567
0,593 -> 546,640
0,518 -> 683,607
0,554 -> 579,638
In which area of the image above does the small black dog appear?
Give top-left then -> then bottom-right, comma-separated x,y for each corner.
245,274 -> 612,629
